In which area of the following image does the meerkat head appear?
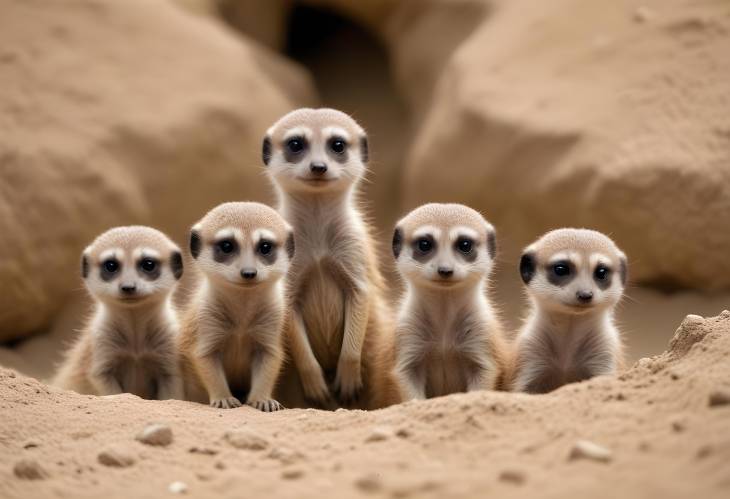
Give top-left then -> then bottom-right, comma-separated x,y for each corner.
81,226 -> 183,307
519,228 -> 627,315
189,202 -> 294,289
392,203 -> 497,290
262,108 -> 369,194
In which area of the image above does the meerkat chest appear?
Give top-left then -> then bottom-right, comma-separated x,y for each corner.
98,322 -> 175,364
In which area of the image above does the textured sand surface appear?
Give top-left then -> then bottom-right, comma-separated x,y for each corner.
1,312 -> 729,498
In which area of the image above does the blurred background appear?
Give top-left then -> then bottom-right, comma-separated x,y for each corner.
1,0 -> 729,381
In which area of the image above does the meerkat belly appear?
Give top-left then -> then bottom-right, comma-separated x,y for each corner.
425,350 -> 468,398
299,265 -> 345,371
221,332 -> 254,392
113,354 -> 166,400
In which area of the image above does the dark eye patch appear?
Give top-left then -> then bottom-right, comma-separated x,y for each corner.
520,252 -> 535,284
256,239 -> 277,265
262,136 -> 272,165
100,258 -> 120,282
213,238 -> 239,263
359,135 -> 369,164
326,136 -> 349,163
283,136 -> 308,163
170,251 -> 183,280
455,236 -> 477,262
594,264 -> 612,290
137,257 -> 161,281
546,260 -> 576,286
392,227 -> 403,259
412,235 -> 436,263
81,255 -> 89,278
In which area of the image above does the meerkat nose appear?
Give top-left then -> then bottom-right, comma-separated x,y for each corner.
241,269 -> 258,280
120,284 -> 137,295
310,162 -> 327,175
437,267 -> 454,278
576,290 -> 594,303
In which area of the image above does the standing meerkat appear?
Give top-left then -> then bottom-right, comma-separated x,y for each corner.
53,226 -> 184,400
390,203 -> 508,400
178,202 -> 292,411
262,108 -> 391,408
512,228 -> 628,394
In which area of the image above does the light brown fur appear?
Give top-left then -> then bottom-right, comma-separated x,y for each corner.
391,203 -> 509,400
178,202 -> 291,411
264,108 -> 395,409
53,226 -> 184,400
511,228 -> 627,393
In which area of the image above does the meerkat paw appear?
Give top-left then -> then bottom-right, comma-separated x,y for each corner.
333,359 -> 363,405
300,367 -> 333,406
247,399 -> 284,412
210,396 -> 242,409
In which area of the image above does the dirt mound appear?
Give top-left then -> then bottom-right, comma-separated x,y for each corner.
0,0 -> 315,342
1,311 -> 728,498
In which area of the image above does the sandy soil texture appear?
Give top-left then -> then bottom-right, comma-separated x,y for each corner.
1,311 -> 729,498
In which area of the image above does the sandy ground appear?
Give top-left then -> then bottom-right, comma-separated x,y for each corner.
1,311 -> 729,498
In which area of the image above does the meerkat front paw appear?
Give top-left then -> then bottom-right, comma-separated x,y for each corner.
300,367 -> 332,406
210,396 -> 242,409
334,357 -> 363,405
247,399 -> 284,412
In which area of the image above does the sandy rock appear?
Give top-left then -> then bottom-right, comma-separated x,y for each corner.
365,426 -> 395,442
98,447 -> 136,468
498,469 -> 526,485
281,468 -> 305,480
224,429 -> 269,451
569,440 -> 613,463
136,423 -> 173,447
13,459 -> 48,480
398,0 -> 730,290
354,472 -> 383,493
0,0 -> 314,341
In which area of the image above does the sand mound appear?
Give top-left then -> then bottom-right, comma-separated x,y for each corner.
1,311 -> 728,498
0,0 -> 315,342
398,0 -> 730,290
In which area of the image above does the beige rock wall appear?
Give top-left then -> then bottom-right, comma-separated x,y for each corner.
0,0 -> 315,341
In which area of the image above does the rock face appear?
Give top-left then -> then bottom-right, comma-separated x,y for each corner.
398,0 -> 730,290
0,0 -> 315,341
1,311 -> 729,497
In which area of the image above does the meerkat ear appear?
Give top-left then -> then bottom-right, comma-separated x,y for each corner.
285,231 -> 295,260
81,253 -> 89,279
619,255 -> 628,286
360,135 -> 369,164
170,250 -> 184,280
519,251 -> 536,284
486,229 -> 497,260
189,229 -> 201,259
392,227 -> 403,259
262,135 -> 272,165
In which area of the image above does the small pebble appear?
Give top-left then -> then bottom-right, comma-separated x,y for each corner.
708,390 -> 730,407
98,447 -> 135,468
365,426 -> 394,443
188,446 -> 218,456
268,446 -> 303,464
136,423 -> 173,447
14,459 -> 48,480
498,469 -> 526,485
568,440 -> 612,463
224,429 -> 268,450
633,6 -> 655,23
169,481 -> 188,494
670,417 -> 686,433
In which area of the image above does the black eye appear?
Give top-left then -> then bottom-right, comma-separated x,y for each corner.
218,239 -> 235,254
103,259 -> 119,273
330,139 -> 346,154
140,258 -> 157,273
594,266 -> 609,281
287,138 -> 304,154
457,238 -> 473,254
553,264 -> 570,277
258,241 -> 273,255
417,238 -> 432,253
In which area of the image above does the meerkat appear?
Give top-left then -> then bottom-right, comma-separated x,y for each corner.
178,202 -> 292,411
390,203 -> 508,400
512,228 -> 628,394
262,108 -> 392,409
53,226 -> 184,400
